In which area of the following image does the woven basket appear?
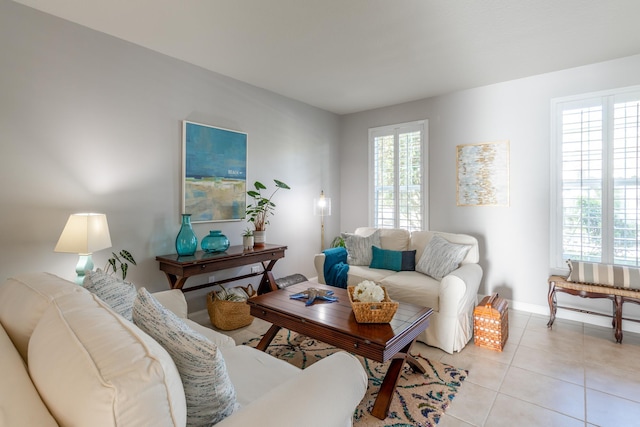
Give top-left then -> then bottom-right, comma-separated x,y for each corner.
207,284 -> 255,331
347,285 -> 398,323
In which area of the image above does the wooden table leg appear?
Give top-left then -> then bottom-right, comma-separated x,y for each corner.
257,260 -> 280,294
163,272 -> 188,290
371,339 -> 419,420
256,324 -> 282,351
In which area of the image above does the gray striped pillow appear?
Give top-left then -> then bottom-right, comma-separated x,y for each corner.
83,269 -> 136,320
133,288 -> 238,426
342,230 -> 381,266
416,235 -> 471,280
567,260 -> 640,290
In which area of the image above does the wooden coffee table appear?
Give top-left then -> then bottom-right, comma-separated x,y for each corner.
247,281 -> 432,420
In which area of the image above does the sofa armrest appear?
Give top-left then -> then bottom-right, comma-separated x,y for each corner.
216,351 -> 367,427
151,289 -> 189,318
439,263 -> 483,317
314,253 -> 327,284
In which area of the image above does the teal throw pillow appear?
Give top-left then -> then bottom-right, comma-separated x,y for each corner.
370,246 -> 416,272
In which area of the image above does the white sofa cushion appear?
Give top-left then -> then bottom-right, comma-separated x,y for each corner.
133,288 -> 238,426
0,272 -> 84,360
28,290 -> 186,427
219,345 -> 300,407
355,227 -> 410,251
0,323 -> 58,426
83,268 -> 137,320
381,271 -> 441,312
416,235 -> 472,280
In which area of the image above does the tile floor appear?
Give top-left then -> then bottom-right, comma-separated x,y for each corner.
192,309 -> 640,427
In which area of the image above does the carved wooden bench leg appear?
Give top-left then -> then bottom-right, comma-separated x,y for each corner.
614,295 -> 623,343
547,280 -> 557,328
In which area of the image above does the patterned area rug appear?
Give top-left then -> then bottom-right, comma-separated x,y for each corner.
244,329 -> 468,427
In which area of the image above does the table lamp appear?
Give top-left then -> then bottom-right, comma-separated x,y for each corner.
54,213 -> 112,285
313,191 -> 331,251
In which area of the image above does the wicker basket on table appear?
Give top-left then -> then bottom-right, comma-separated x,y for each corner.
347,285 -> 398,323
207,284 -> 255,331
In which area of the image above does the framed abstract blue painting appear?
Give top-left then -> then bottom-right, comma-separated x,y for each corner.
182,121 -> 247,222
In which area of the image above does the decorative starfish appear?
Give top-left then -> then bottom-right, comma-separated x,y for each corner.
290,288 -> 338,306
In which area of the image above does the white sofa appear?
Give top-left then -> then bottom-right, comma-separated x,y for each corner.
315,228 -> 483,354
0,272 -> 367,427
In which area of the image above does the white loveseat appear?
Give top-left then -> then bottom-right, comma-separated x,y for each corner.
0,272 -> 367,427
315,228 -> 483,354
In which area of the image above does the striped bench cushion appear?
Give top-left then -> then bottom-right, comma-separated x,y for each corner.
567,260 -> 640,290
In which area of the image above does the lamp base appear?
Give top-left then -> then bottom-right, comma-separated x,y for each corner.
75,254 -> 94,286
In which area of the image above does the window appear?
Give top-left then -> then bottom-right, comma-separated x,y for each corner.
551,86 -> 640,269
369,120 -> 427,232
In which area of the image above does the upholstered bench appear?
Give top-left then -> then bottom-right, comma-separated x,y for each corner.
547,261 -> 640,343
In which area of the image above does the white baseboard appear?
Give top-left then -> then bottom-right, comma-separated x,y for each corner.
488,295 -> 640,335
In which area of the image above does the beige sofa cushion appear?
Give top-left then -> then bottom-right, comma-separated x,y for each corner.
28,291 -> 186,427
0,323 -> 57,426
381,271 -> 441,312
0,272 -> 84,360
354,227 -> 410,251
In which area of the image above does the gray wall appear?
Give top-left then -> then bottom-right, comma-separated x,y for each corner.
340,54 -> 640,330
0,1 -> 342,311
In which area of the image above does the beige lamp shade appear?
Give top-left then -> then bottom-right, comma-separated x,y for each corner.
54,213 -> 112,255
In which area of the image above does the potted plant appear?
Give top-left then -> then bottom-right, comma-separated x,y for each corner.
242,227 -> 254,250
245,179 -> 290,245
104,250 -> 136,280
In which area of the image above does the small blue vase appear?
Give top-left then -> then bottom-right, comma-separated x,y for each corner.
201,230 -> 230,253
176,214 -> 198,256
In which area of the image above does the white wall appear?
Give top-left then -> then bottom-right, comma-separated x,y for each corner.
0,0 -> 342,311
341,54 -> 640,330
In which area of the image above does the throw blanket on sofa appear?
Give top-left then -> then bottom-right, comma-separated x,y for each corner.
323,247 -> 349,289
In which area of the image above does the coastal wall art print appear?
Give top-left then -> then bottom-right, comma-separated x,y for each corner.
182,121 -> 247,222
456,140 -> 510,207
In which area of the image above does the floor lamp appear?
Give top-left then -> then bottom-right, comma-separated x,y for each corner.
314,191 -> 331,252
54,213 -> 112,285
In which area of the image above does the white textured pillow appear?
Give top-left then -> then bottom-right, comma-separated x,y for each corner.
133,288 -> 238,426
416,235 -> 471,280
83,269 -> 137,320
342,230 -> 381,266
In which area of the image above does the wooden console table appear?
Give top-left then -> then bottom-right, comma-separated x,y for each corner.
156,244 -> 287,294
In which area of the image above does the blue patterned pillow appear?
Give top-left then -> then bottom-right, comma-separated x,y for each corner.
133,288 -> 238,426
83,269 -> 136,320
370,246 -> 416,271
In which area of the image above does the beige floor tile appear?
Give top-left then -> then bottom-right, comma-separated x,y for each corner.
507,310 -> 531,329
457,340 -> 518,365
440,352 -> 509,391
586,362 -> 640,403
444,381 -> 496,426
586,389 -> 640,427
511,345 -> 585,386
485,393 -> 584,427
437,413 -> 477,427
519,328 -> 584,360
500,366 -> 585,420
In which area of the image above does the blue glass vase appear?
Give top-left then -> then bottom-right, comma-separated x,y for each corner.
175,214 -> 198,256
201,230 -> 230,253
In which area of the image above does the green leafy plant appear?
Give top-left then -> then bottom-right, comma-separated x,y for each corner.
245,179 -> 291,231
242,227 -> 254,237
105,250 -> 137,280
331,236 -> 345,248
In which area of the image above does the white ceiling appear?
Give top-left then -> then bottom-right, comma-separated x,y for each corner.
13,0 -> 640,114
